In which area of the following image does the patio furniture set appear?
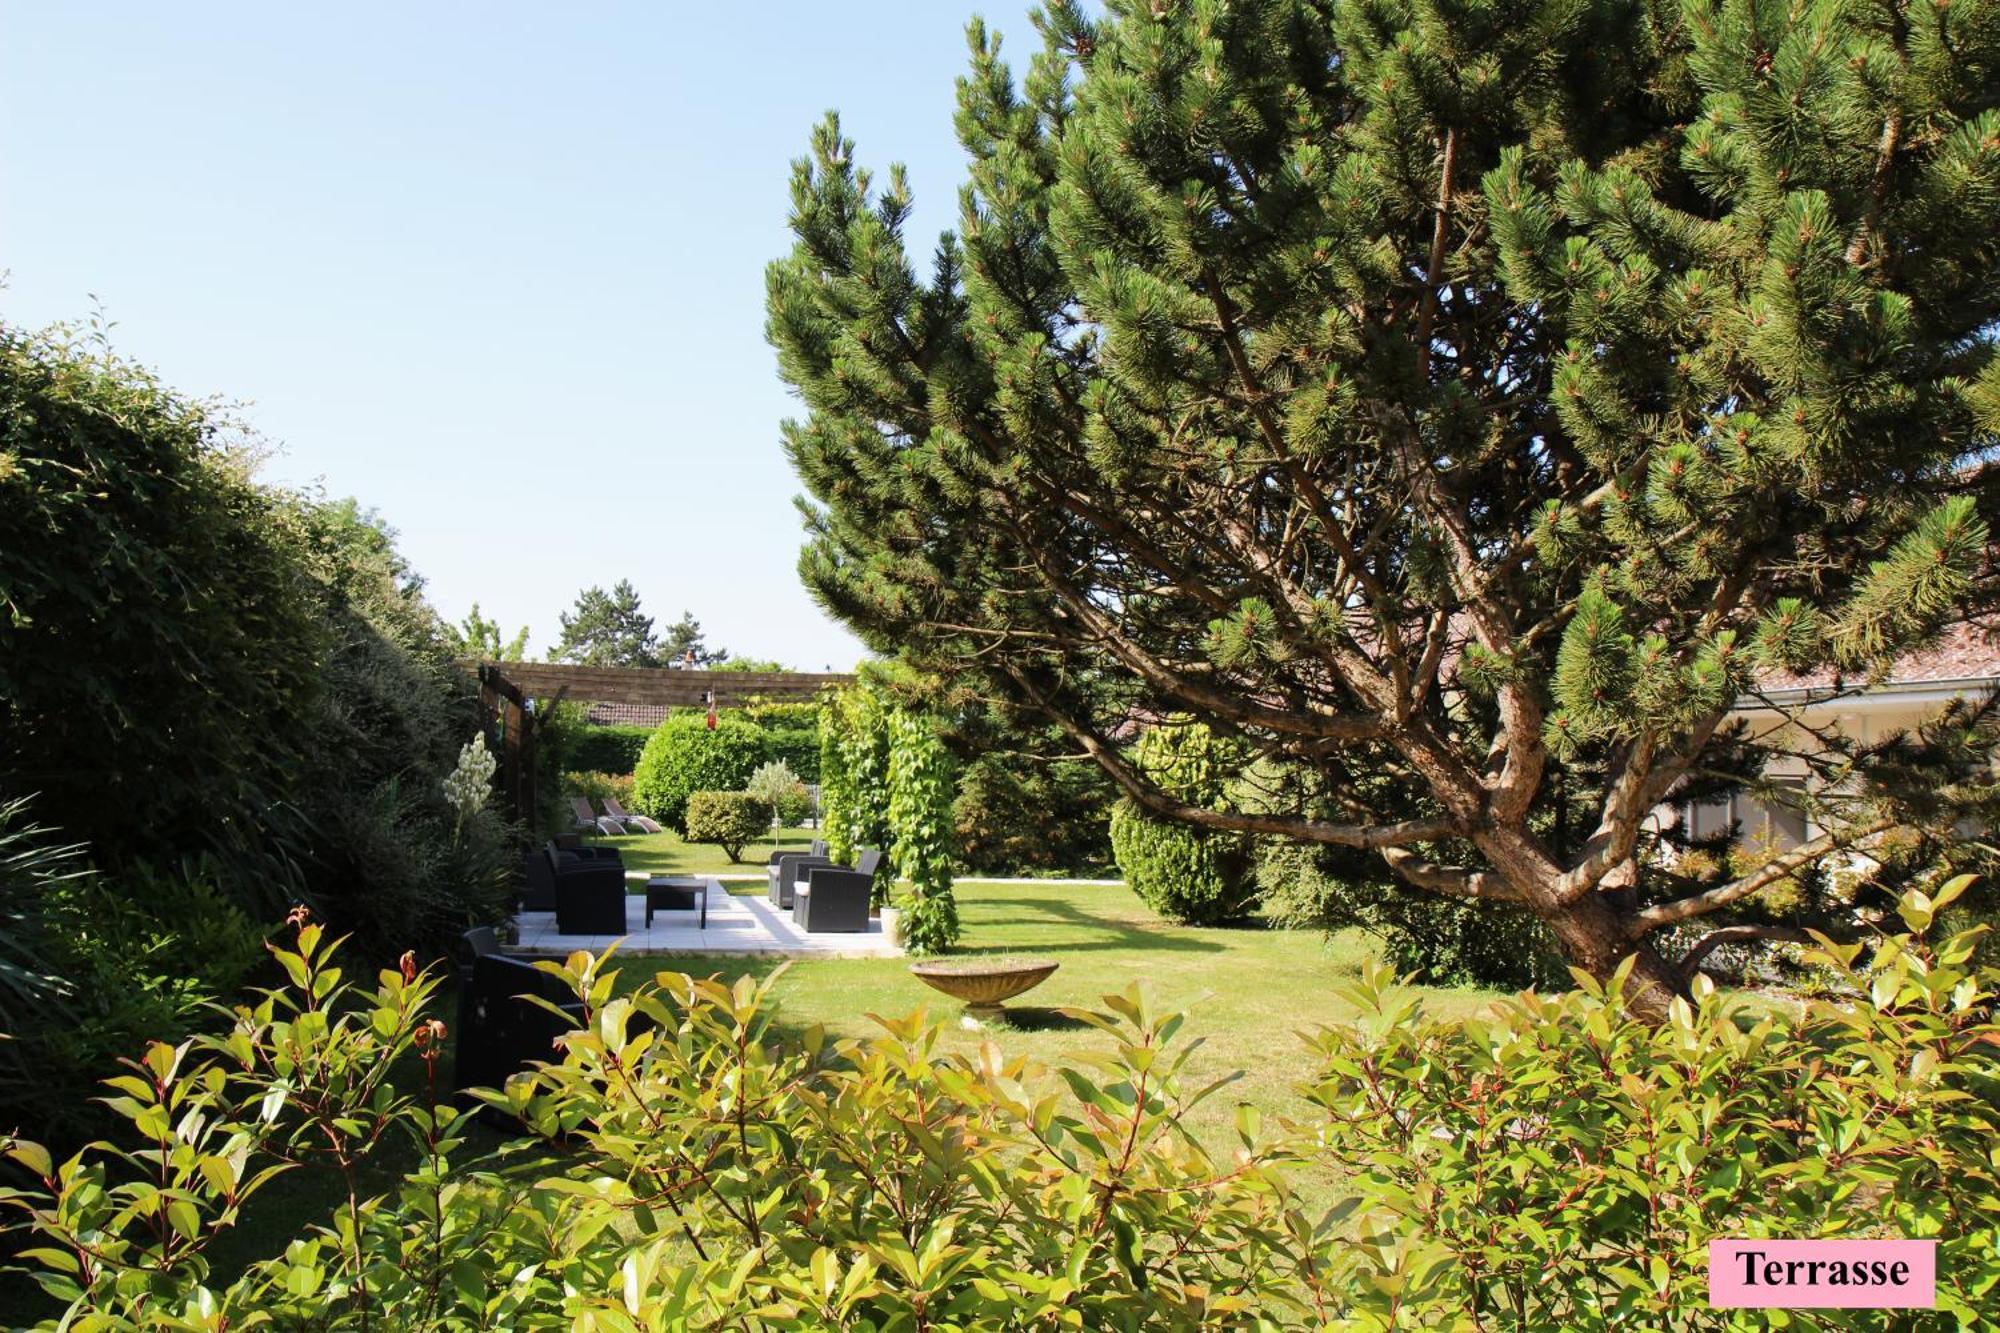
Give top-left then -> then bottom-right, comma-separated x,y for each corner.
461,842 -> 891,1105
521,838 -> 883,938
766,843 -> 881,934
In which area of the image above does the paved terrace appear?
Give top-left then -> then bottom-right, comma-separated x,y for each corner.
514,875 -> 902,958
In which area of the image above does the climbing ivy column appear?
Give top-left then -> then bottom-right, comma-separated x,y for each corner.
817,697 -> 855,863
836,687 -> 893,875
887,708 -> 959,954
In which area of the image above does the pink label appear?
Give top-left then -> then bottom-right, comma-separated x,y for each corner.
1709,1240 -> 1936,1308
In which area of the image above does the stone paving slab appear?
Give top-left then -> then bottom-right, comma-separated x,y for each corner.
515,883 -> 901,958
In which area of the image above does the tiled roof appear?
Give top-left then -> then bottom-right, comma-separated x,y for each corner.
1756,620 -> 2000,693
583,701 -> 673,728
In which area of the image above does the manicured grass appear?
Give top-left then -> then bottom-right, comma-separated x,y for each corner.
609,878 -> 1503,1202
587,824 -> 820,876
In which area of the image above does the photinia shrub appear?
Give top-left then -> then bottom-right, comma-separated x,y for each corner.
1294,875 -> 2000,1328
681,789 -> 775,862
5,886 -> 1997,1328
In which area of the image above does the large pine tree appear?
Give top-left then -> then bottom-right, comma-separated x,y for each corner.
767,0 -> 2000,1015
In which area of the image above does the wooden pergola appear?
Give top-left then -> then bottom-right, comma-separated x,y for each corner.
470,661 -> 855,825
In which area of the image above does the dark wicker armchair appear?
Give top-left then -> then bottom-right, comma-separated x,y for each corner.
452,928 -> 583,1102
794,848 -> 882,933
768,852 -> 833,909
530,844 -> 626,934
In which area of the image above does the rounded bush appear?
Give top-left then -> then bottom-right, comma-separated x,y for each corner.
631,717 -> 767,832
1108,721 -> 1254,925
682,790 -> 775,862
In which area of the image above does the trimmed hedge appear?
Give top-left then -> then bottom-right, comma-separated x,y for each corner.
568,724 -> 654,776
761,725 -> 820,784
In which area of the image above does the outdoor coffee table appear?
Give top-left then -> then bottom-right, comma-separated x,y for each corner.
644,876 -> 711,929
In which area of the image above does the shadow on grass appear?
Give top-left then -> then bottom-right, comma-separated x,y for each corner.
989,1005 -> 1090,1033
960,891 -> 1223,955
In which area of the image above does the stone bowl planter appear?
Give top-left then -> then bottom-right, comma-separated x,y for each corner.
908,956 -> 1059,1021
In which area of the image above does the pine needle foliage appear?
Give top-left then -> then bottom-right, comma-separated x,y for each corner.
768,0 -> 2000,1014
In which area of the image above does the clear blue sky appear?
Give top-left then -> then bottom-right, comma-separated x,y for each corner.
1,2 -> 1046,671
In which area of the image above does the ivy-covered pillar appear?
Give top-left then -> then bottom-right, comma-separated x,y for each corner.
887,707 -> 960,953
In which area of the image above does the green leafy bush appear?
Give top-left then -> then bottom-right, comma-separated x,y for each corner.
1109,722 -> 1254,925
6,921 -> 1299,1327
562,769 -> 635,811
9,889 -> 2000,1326
887,709 -> 959,952
746,760 -> 813,827
567,723 -> 653,775
682,790 -> 775,862
630,716 -> 767,832
1295,877 -> 2000,1327
1,825 -> 265,1134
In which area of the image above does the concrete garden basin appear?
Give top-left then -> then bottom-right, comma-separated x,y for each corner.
908,956 -> 1059,1020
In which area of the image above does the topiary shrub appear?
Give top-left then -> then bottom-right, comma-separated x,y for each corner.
746,760 -> 813,827
682,790 -> 774,863
1108,721 -> 1253,925
887,709 -> 958,952
630,716 -> 767,832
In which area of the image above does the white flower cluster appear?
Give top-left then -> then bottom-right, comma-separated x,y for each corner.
443,733 -> 498,836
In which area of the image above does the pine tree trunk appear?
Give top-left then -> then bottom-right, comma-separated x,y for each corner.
1478,828 -> 1684,1023
1539,893 -> 1683,1025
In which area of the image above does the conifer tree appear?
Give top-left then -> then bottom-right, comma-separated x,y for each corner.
768,0 -> 2000,1016
555,579 -> 659,668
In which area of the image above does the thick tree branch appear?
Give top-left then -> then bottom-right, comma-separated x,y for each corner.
1674,925 -> 1816,982
1380,846 -> 1523,903
1629,816 -> 1897,935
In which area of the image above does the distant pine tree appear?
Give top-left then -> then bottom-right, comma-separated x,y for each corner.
555,579 -> 659,667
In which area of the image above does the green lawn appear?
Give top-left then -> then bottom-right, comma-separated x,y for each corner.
606,878 -> 1502,1200
587,824 -> 820,876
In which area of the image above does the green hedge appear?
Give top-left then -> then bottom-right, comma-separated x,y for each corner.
568,724 -> 654,776
761,725 -> 820,784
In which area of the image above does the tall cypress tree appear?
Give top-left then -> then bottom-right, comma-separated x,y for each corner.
767,0 -> 2000,1017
